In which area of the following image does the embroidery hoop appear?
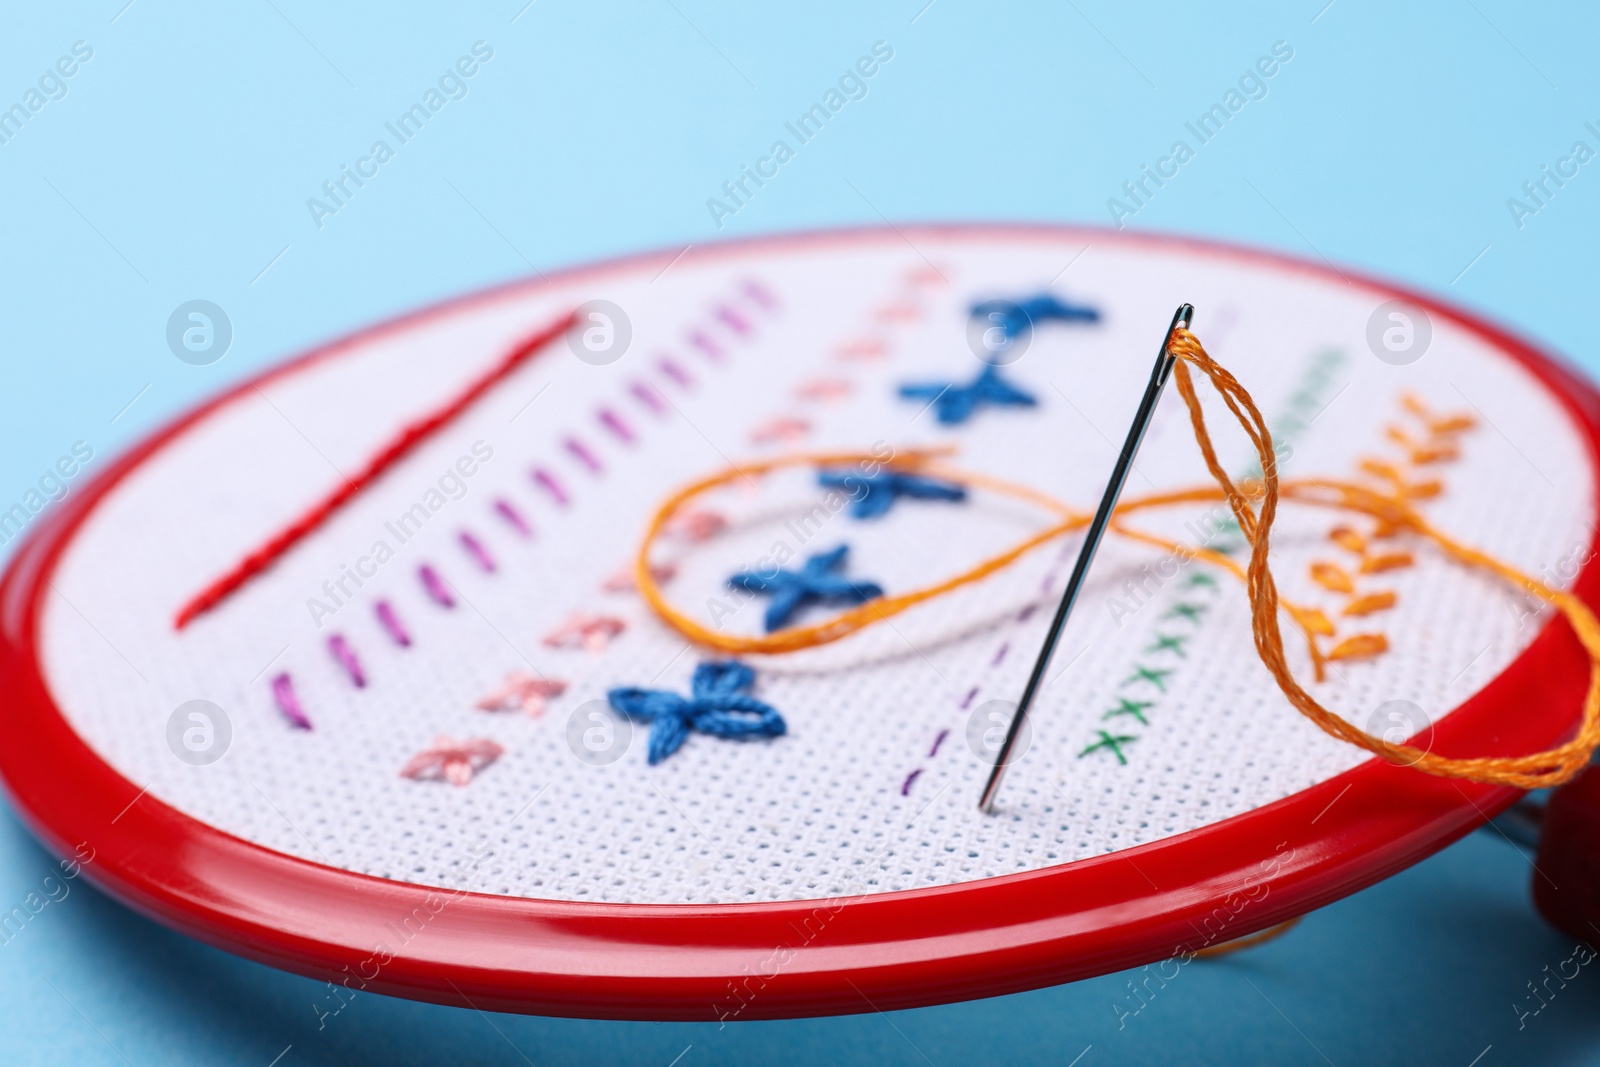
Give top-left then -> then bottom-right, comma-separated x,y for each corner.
1,224 -> 1596,1020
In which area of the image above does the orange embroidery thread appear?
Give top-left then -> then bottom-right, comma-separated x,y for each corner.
633,330 -> 1600,789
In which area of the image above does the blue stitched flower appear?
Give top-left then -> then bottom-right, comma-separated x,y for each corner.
898,365 -> 1038,425
970,293 -> 1100,339
816,469 -> 967,520
727,544 -> 885,631
608,661 -> 786,764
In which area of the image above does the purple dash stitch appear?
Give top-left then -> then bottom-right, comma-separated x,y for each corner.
929,729 -> 949,758
991,642 -> 1011,668
493,497 -> 532,538
714,304 -> 751,336
961,686 -> 980,711
658,357 -> 693,389
271,672 -> 312,729
597,407 -> 636,443
374,599 -> 412,647
901,768 -> 923,796
419,564 -> 455,608
459,531 -> 496,573
327,634 -> 367,687
564,436 -> 603,474
630,380 -> 667,414
531,467 -> 570,506
687,329 -> 724,361
743,279 -> 777,310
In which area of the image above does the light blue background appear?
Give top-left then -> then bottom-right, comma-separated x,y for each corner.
2,1 -> 1598,1063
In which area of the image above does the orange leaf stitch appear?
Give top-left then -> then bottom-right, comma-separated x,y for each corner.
1310,561 -> 1355,594
1409,445 -> 1459,465
1329,526 -> 1367,554
1290,605 -> 1336,636
1343,591 -> 1397,616
1359,458 -> 1403,485
1429,414 -> 1476,435
1327,633 -> 1390,661
1362,551 -> 1414,574
1386,425 -> 1420,449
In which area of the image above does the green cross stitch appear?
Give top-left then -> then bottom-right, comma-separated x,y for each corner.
1163,601 -> 1208,624
1079,730 -> 1139,765
1145,633 -> 1188,658
1103,698 -> 1153,725
1123,664 -> 1173,692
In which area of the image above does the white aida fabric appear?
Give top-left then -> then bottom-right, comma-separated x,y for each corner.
40,229 -> 1597,904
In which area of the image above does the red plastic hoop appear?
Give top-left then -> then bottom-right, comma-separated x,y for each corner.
2,224 -> 1596,1020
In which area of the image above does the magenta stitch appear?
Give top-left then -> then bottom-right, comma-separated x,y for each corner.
327,634 -> 367,687
929,729 -> 949,758
493,497 -> 532,538
658,357 -> 693,388
743,279 -> 777,310
598,406 -> 636,443
271,672 -> 312,730
715,304 -> 751,336
565,436 -> 604,474
687,329 -> 724,361
991,642 -> 1010,668
419,564 -> 455,607
374,599 -> 412,647
630,380 -> 667,414
901,768 -> 923,796
961,686 -> 979,710
459,531 -> 496,573
531,467 -> 570,506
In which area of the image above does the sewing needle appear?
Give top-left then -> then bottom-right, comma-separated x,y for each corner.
979,303 -> 1194,813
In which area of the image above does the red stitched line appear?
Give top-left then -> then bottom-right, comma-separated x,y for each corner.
174,310 -> 575,629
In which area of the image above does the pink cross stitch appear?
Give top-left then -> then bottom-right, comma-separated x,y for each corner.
542,612 -> 627,652
601,561 -> 677,593
475,671 -> 568,717
835,337 -> 887,360
749,416 -> 811,444
665,508 -> 728,542
400,736 -> 504,786
875,301 -> 920,322
795,377 -> 853,402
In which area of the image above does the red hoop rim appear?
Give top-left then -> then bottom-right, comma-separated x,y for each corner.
2,223 -> 1595,1021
